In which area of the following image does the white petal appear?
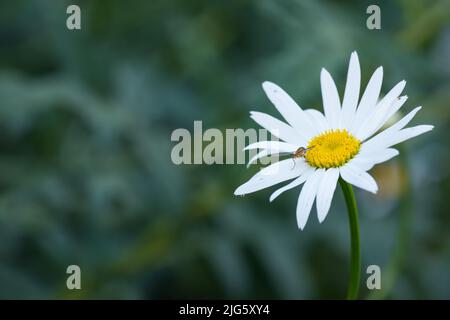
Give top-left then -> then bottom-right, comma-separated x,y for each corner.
304,108 -> 329,135
247,150 -> 268,168
347,158 -> 372,172
363,95 -> 408,141
351,148 -> 399,171
341,52 -> 361,129
296,169 -> 324,230
234,159 -> 308,196
379,125 -> 433,149
340,164 -> 378,194
361,106 -> 422,153
351,66 -> 383,133
262,82 -> 315,140
270,166 -> 315,202
355,80 -> 406,141
250,111 -> 306,146
321,68 -> 341,129
357,147 -> 399,163
244,141 -> 297,152
316,168 -> 339,223
358,95 -> 407,142
383,95 -> 408,126
247,148 -> 292,168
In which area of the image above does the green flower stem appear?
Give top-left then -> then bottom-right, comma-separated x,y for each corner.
339,178 -> 361,300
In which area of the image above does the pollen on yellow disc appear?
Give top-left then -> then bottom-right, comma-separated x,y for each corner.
305,129 -> 361,168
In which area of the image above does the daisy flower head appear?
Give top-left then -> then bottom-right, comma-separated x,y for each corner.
234,52 -> 433,230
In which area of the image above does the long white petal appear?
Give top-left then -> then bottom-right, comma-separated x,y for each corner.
262,82 -> 315,140
357,147 -> 399,163
358,94 -> 407,142
304,108 -> 330,135
379,125 -> 433,149
316,168 -> 339,223
364,95 -> 408,140
250,111 -> 306,145
347,158 -> 372,172
247,148 -> 292,168
234,159 -> 308,196
355,80 -> 406,141
321,68 -> 341,129
244,141 -> 297,151
383,95 -> 408,125
351,148 -> 399,171
247,150 -> 269,168
361,106 -> 422,153
340,164 -> 378,194
341,52 -> 361,129
351,66 -> 383,133
296,169 -> 324,230
270,166 -> 315,202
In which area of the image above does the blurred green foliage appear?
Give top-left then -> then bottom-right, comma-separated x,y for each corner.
0,0 -> 448,299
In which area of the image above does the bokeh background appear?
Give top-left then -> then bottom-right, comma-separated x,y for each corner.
0,0 -> 448,299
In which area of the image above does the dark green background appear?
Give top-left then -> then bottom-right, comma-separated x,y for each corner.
0,0 -> 448,299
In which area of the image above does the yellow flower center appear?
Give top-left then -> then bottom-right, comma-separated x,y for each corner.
305,129 -> 361,168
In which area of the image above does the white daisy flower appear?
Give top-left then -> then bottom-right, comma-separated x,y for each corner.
234,52 -> 433,230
